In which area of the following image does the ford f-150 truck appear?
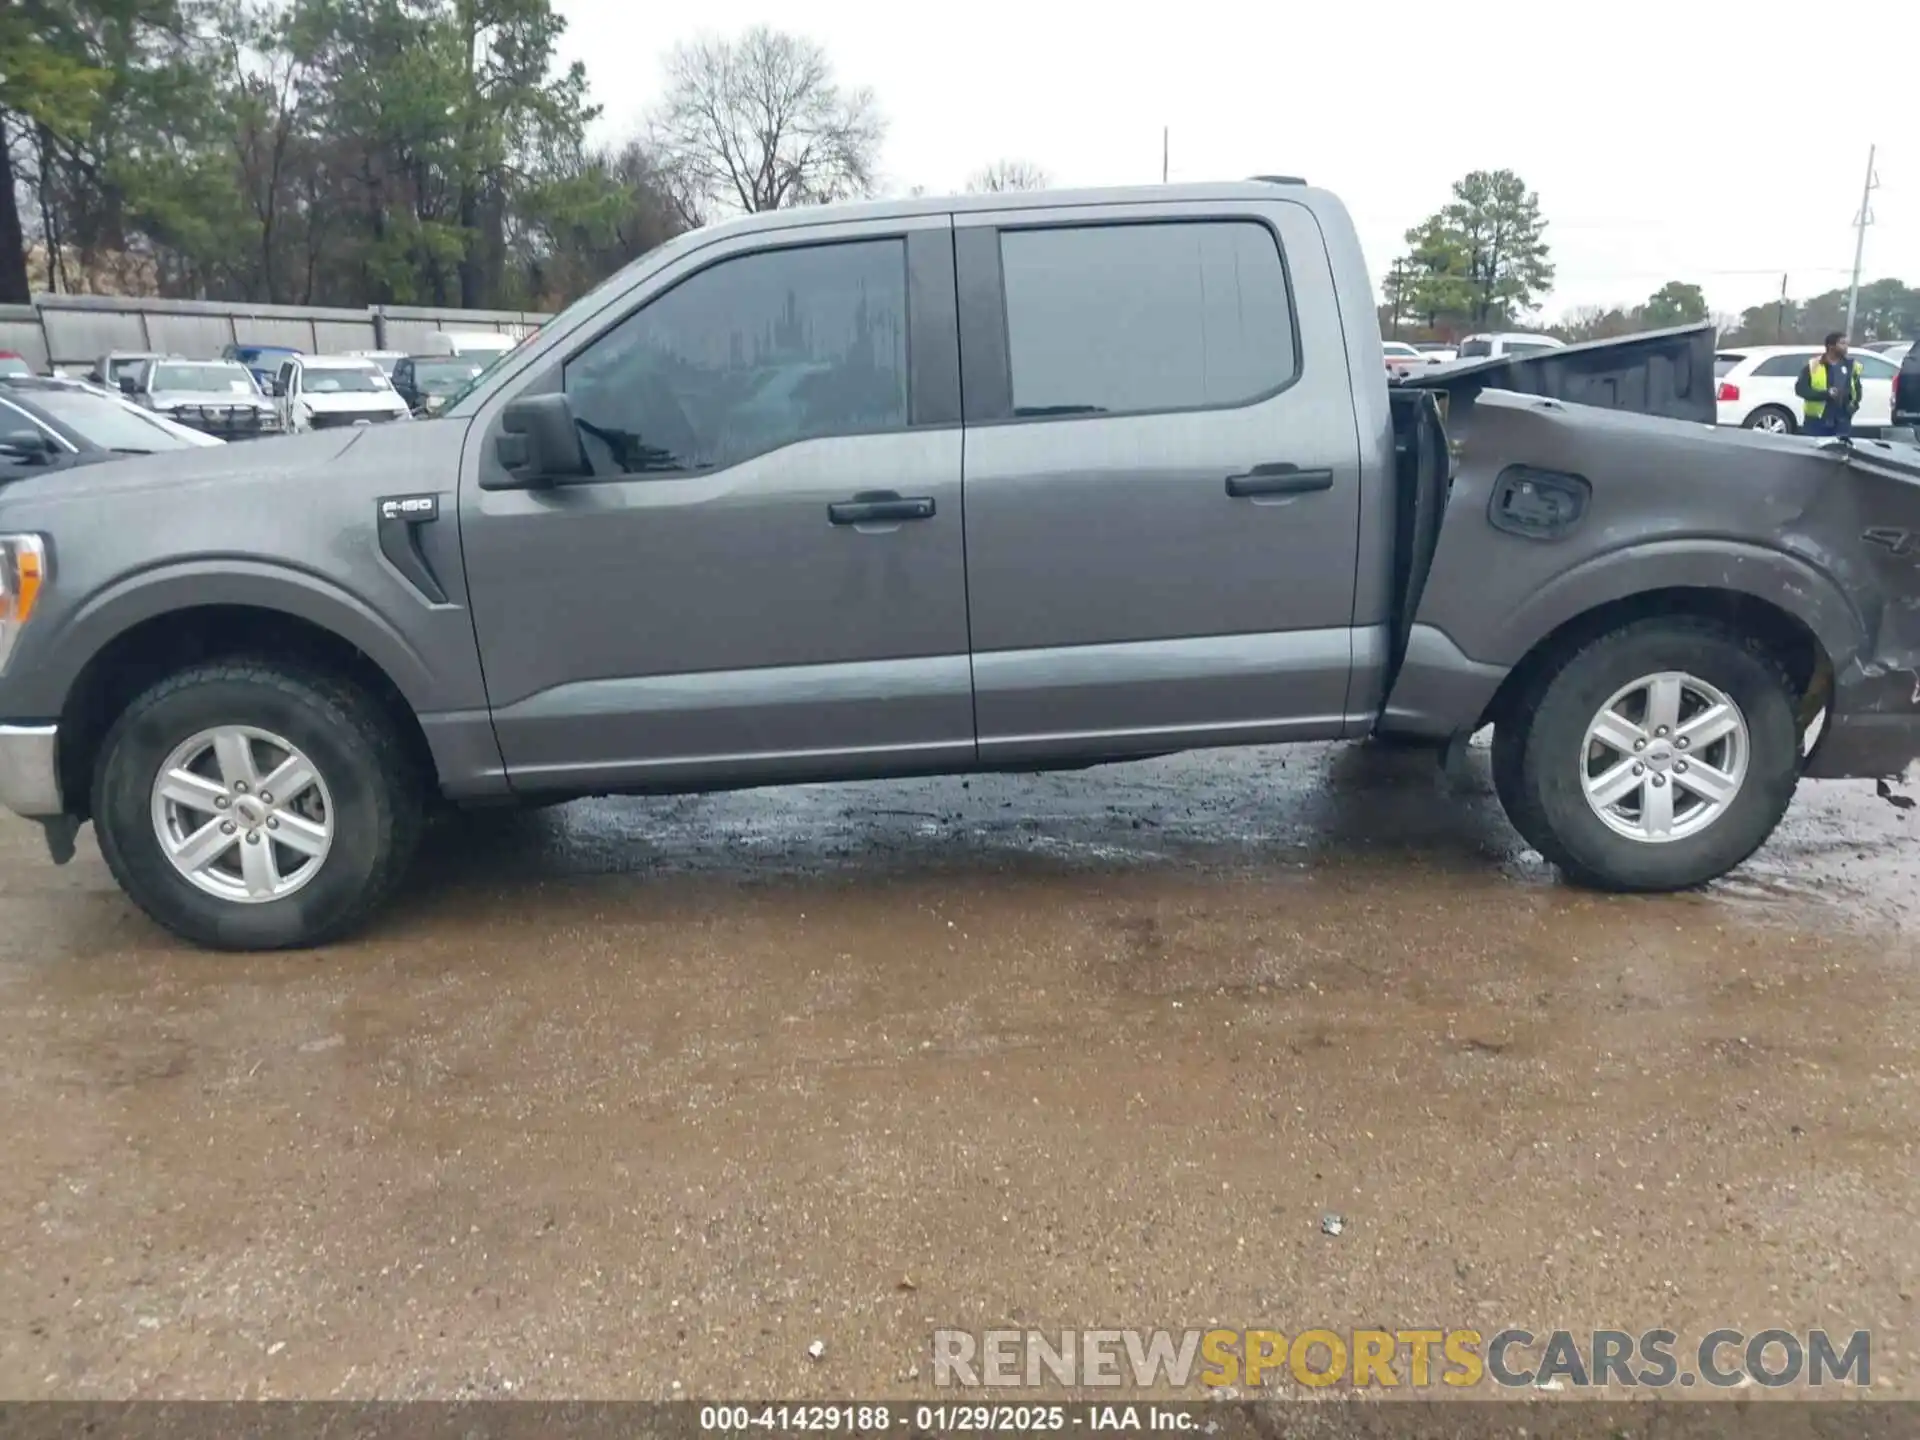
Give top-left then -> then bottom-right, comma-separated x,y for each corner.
0,178 -> 1917,951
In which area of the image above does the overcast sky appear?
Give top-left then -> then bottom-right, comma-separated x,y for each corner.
555,0 -> 1909,323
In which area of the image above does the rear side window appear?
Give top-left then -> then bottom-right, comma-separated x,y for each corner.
1856,353 -> 1897,379
1753,354 -> 1813,378
997,221 -> 1297,418
1714,354 -> 1744,378
1457,338 -> 1492,358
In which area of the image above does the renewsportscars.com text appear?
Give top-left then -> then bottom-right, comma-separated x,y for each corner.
931,1328 -> 1871,1390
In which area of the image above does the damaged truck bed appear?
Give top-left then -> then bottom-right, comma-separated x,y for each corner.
1383,322 -> 1920,785
0,181 -> 1915,949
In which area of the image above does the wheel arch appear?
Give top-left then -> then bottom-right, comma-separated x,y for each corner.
1483,583 -> 1838,738
55,595 -> 437,822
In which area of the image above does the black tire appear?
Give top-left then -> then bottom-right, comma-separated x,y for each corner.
1490,618 -> 1800,892
92,660 -> 423,950
1742,405 -> 1797,434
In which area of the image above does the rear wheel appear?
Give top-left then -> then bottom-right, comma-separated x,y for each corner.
1491,618 -> 1801,891
1743,405 -> 1797,434
92,660 -> 423,950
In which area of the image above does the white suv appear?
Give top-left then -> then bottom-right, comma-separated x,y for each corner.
1456,331 -> 1565,360
1714,345 -> 1898,433
270,354 -> 412,433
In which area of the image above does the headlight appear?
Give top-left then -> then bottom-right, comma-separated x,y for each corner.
0,535 -> 48,674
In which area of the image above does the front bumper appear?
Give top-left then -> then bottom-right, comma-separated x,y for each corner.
0,723 -> 61,817
164,407 -> 279,439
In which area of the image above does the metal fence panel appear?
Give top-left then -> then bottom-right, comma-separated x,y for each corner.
145,312 -> 235,358
230,317 -> 315,350
14,297 -> 552,372
41,308 -> 149,367
312,319 -> 380,353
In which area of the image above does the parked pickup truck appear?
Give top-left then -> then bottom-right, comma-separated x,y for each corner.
0,178 -> 1917,951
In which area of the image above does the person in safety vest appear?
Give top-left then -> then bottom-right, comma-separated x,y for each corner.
1795,332 -> 1863,438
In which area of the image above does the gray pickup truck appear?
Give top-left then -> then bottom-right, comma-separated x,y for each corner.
0,178 -> 1917,950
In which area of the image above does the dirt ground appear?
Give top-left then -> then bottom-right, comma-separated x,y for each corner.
0,739 -> 1915,1401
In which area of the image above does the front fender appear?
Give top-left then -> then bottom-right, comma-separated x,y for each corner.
10,558 -> 447,719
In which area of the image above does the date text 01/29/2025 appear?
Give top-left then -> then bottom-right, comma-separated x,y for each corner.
699,1404 -> 1198,1432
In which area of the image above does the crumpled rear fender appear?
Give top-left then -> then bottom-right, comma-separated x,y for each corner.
1382,392 -> 1920,780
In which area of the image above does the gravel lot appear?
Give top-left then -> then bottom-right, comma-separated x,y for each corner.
0,741 -> 1915,1399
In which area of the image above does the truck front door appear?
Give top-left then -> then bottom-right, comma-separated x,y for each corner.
458,214 -> 973,793
953,199 -> 1369,763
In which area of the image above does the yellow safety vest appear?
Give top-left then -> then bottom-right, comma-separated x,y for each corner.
1804,361 -> 1863,419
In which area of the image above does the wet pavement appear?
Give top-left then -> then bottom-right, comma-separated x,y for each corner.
0,739 -> 1916,1399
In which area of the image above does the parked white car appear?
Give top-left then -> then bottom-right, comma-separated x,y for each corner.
270,354 -> 411,433
419,330 -> 518,361
1713,345 -> 1899,433
1456,332 -> 1565,360
1381,341 -> 1425,378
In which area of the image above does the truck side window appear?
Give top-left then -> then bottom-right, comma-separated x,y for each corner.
997,220 -> 1297,419
564,237 -> 910,476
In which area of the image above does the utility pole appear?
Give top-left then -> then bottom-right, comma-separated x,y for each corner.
1776,273 -> 1788,343
1388,259 -> 1405,339
1161,127 -> 1168,184
1845,143 -> 1878,339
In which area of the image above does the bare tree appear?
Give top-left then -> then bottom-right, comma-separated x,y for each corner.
965,159 -> 1050,194
650,27 -> 884,225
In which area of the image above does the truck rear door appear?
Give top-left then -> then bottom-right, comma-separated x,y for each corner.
953,197 -> 1368,763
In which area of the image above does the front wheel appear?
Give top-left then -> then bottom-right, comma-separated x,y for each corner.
92,660 -> 423,950
1492,619 -> 1801,891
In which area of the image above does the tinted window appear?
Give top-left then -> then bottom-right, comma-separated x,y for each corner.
1458,338 -> 1492,358
411,358 -> 485,394
566,238 -> 908,475
1714,355 -> 1744,378
1856,353 -> 1897,379
1754,353 -> 1814,378
998,221 -> 1296,418
1504,342 -> 1559,358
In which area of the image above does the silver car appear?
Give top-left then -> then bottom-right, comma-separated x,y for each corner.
122,358 -> 279,440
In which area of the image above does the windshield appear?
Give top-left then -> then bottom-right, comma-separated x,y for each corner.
1458,338 -> 1492,358
412,359 -> 486,394
106,356 -> 153,381
440,344 -> 522,411
303,366 -> 389,395
152,362 -> 258,395
31,390 -> 203,452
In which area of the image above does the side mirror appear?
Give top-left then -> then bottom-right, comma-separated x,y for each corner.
270,377 -> 286,397
118,375 -> 138,395
489,393 -> 588,489
0,430 -> 54,464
